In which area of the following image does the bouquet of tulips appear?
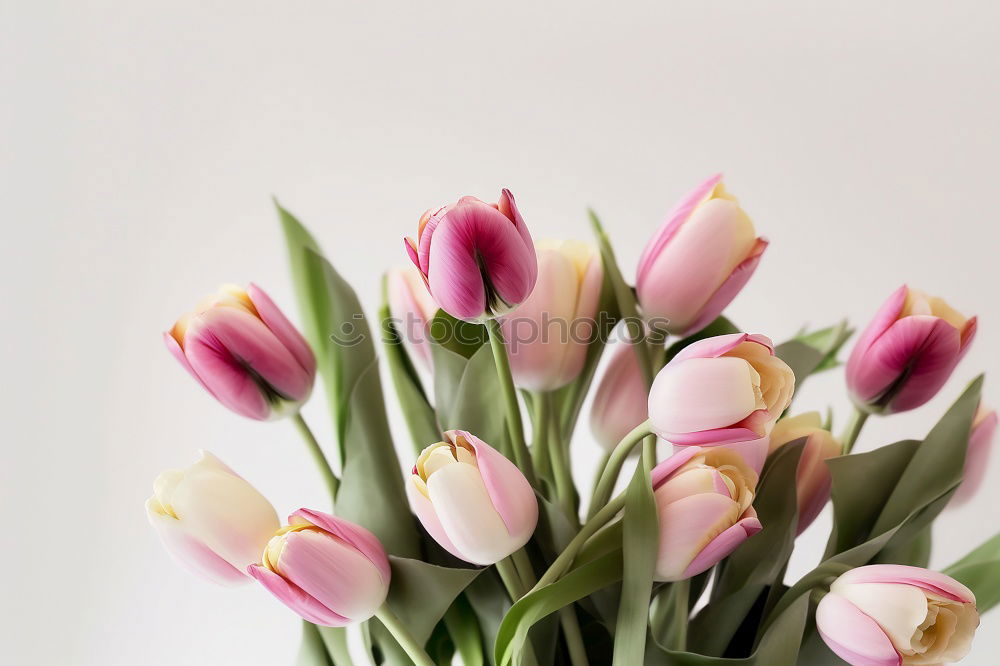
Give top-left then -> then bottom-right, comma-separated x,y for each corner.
148,175 -> 1000,666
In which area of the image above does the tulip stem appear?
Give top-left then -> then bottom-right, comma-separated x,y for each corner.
532,393 -> 553,482
587,420 -> 653,521
512,549 -> 590,666
374,604 -> 436,666
536,492 -> 628,589
486,319 -> 537,487
840,407 -> 869,455
670,579 -> 689,651
545,392 -> 578,525
292,413 -> 340,504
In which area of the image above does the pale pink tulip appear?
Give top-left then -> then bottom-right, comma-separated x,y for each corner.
816,564 -> 979,665
846,286 -> 976,414
146,451 -> 280,585
501,239 -> 604,391
768,412 -> 841,532
386,265 -> 439,372
248,509 -> 390,627
590,343 -> 649,451
636,174 -> 767,336
651,446 -> 762,581
404,190 -> 537,322
407,430 -> 538,565
952,404 -> 998,505
165,284 -> 316,420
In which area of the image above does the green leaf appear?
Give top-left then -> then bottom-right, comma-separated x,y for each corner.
298,621 -> 335,666
316,626 -> 352,665
466,571 -> 511,666
875,525 -> 931,567
431,342 -> 507,446
428,310 -> 488,358
384,556 -> 482,646
663,316 -> 741,365
775,321 -> 853,386
945,532 -> 1000,612
443,594 -> 486,666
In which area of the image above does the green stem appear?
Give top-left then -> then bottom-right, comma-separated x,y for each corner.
589,450 -> 612,504
496,556 -> 527,599
512,549 -> 590,666
546,392 -> 577,524
537,493 -> 627,588
292,413 -> 340,503
486,319 -> 537,487
587,420 -> 653,520
532,391 -> 552,481
671,579 -> 689,651
374,604 -> 436,666
840,407 -> 870,455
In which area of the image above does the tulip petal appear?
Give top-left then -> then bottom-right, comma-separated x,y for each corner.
816,593 -> 902,666
164,331 -> 220,400
247,563 -> 350,627
654,492 -> 742,581
670,332 -> 774,365
291,509 -> 391,584
679,238 -> 768,337
651,447 -> 705,490
246,283 -> 317,378
146,502 -> 248,586
498,188 -> 538,286
954,408 -> 998,505
831,582 -> 929,650
590,343 -> 650,451
682,510 -> 762,578
847,286 -> 909,375
673,436 -> 770,475
406,477 -> 467,561
835,565 -> 976,604
649,357 -> 762,436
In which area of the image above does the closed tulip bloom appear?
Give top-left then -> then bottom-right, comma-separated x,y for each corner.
636,174 -> 768,336
501,239 -> 604,391
816,565 -> 979,666
165,284 -> 317,420
651,446 -> 762,581
407,430 -> 538,565
847,286 -> 976,415
648,333 -> 794,447
145,451 -> 280,585
952,404 -> 998,505
768,412 -> 841,532
386,266 -> 439,372
590,343 -> 649,451
404,190 -> 537,322
248,509 -> 390,627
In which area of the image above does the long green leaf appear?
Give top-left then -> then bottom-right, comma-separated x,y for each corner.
316,626 -> 353,665
385,556 -> 482,646
444,594 -> 486,666
774,321 -> 853,387
298,622 -> 335,666
945,532 -> 1000,612
432,342 -> 506,446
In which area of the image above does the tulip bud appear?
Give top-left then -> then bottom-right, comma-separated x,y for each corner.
404,190 -> 537,322
768,412 -> 841,532
590,343 -> 649,451
386,266 -> 440,372
952,404 -> 998,505
636,174 -> 768,336
145,451 -> 280,585
648,333 -> 794,447
816,564 -> 979,665
847,286 -> 976,414
247,509 -> 390,627
500,239 -> 604,391
164,283 -> 317,420
651,446 -> 762,581
406,430 -> 538,565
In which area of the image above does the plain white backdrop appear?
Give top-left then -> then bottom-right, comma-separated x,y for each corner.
3,1 -> 999,663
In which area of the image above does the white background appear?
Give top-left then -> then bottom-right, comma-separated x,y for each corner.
3,1 -> 999,664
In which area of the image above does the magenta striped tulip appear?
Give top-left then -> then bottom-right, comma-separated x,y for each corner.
248,509 -> 390,627
768,412 -> 841,533
404,190 -> 537,322
636,174 -> 768,336
165,284 -> 316,420
648,333 -> 794,447
501,239 -> 604,391
145,451 -> 280,586
386,266 -> 439,372
952,404 -> 998,505
406,430 -> 538,565
816,565 -> 979,665
846,286 -> 976,414
651,446 -> 762,581
590,343 -> 649,451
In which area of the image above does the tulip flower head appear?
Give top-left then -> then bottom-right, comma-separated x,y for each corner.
164,284 -> 317,420
407,430 -> 538,565
386,266 -> 440,372
501,239 -> 604,391
145,451 -> 280,586
847,286 -> 976,415
405,190 -> 537,322
816,565 -> 979,666
952,404 -> 998,506
768,412 -> 841,533
636,174 -> 768,336
651,446 -> 762,581
590,343 -> 649,451
648,333 -> 794,447
247,509 -> 390,627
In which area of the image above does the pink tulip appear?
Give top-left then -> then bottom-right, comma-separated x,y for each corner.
248,508 -> 390,627
768,412 -> 841,533
165,284 -> 317,420
846,286 -> 976,414
146,451 -> 280,586
590,343 -> 649,451
406,430 -> 538,565
386,266 -> 440,372
404,190 -> 537,322
952,404 -> 998,505
501,239 -> 604,391
651,446 -> 762,581
636,174 -> 768,336
816,564 -> 979,665
648,333 -> 795,447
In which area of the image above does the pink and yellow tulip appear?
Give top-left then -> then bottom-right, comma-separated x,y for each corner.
386,265 -> 439,372
952,404 -> 998,505
768,412 -> 841,532
590,343 -> 649,451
